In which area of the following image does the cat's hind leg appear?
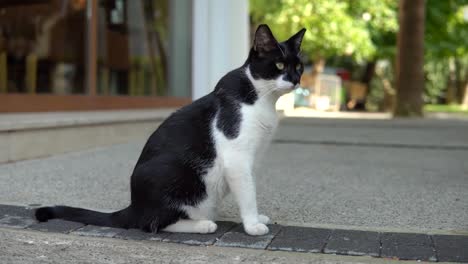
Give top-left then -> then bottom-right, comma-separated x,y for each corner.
163,203 -> 218,233
162,219 -> 217,234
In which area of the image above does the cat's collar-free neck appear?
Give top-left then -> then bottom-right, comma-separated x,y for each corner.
244,66 -> 287,103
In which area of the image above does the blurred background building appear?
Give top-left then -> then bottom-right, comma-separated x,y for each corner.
0,0 -> 249,112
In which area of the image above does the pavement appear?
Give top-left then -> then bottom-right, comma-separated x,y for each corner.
0,109 -> 175,131
1,116 -> 468,263
1,227 -> 428,264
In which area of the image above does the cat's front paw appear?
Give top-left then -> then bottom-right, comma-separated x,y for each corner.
244,223 -> 269,236
258,214 -> 270,224
195,220 -> 218,234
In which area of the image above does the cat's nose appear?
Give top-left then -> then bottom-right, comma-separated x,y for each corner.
291,76 -> 300,85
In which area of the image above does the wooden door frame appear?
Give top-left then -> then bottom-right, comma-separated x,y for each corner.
0,0 -> 191,113
0,94 -> 191,113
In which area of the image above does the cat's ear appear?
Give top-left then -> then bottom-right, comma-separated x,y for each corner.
286,28 -> 306,52
253,24 -> 278,55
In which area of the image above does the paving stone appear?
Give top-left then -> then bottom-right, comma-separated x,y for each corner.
433,235 -> 468,262
28,219 -> 84,233
381,232 -> 437,261
27,204 -> 42,207
324,229 -> 380,256
115,228 -> 171,241
0,215 -> 36,228
267,226 -> 331,253
163,221 -> 237,245
71,225 -> 124,238
215,224 -> 282,249
0,204 -> 35,218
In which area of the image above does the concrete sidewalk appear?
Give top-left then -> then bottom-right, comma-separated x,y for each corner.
1,117 -> 467,234
2,227 -> 420,264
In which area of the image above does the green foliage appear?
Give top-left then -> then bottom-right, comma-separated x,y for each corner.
250,0 -> 398,61
425,0 -> 468,102
345,0 -> 398,59
425,0 -> 468,59
424,59 -> 450,104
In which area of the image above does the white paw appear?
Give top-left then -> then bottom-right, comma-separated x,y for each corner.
258,214 -> 270,224
244,223 -> 269,236
196,220 -> 218,234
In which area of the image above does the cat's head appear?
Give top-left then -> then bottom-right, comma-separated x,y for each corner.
246,24 -> 306,95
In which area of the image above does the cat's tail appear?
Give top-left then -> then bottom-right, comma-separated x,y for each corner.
35,205 -> 132,228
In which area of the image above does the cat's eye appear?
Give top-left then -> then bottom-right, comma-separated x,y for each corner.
276,62 -> 285,70
296,64 -> 302,71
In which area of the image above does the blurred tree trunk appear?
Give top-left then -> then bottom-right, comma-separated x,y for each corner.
393,0 -> 425,117
446,57 -> 456,104
454,58 -> 465,104
361,61 -> 376,87
359,61 -> 376,110
462,68 -> 468,109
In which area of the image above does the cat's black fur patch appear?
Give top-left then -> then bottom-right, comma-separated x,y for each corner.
35,24 -> 305,233
214,68 -> 258,138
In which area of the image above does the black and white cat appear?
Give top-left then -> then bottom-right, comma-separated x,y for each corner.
35,24 -> 305,236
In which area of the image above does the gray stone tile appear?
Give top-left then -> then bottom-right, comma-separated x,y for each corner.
163,221 -> 237,245
0,215 -> 36,228
115,228 -> 170,241
26,204 -> 42,207
433,235 -> 468,262
28,219 -> 84,233
381,233 -> 436,261
71,225 -> 124,238
267,226 -> 331,253
324,229 -> 380,256
215,224 -> 282,249
0,204 -> 35,218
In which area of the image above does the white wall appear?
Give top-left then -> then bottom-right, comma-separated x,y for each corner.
192,0 -> 250,100
169,0 -> 192,97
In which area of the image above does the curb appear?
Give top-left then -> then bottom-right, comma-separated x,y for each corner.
0,204 -> 466,262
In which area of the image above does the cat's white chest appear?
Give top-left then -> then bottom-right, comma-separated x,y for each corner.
213,96 -> 278,166
237,100 -> 278,152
